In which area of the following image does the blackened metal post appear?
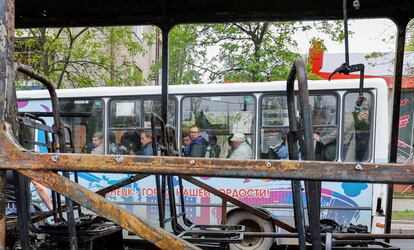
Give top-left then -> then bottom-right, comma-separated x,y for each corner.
343,0 -> 349,65
287,59 -> 320,249
296,61 -> 321,250
14,172 -> 30,250
160,26 -> 170,231
155,175 -> 165,228
287,63 -> 307,250
16,64 -> 78,249
385,17 -> 409,241
161,26 -> 170,125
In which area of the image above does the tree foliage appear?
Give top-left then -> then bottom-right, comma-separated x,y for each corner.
15,27 -> 145,89
167,21 -> 344,84
405,20 -> 414,52
15,22 -> 345,88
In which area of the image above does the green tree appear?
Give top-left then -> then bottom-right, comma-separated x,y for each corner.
166,21 -> 343,84
402,20 -> 414,52
15,27 -> 145,89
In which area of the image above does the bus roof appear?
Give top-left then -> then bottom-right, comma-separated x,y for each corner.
15,0 -> 413,29
17,78 -> 388,100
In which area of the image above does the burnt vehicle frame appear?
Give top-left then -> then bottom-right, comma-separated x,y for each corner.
0,0 -> 413,249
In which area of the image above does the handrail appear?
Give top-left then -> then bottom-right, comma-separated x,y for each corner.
286,59 -> 320,249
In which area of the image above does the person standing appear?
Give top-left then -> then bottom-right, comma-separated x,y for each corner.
182,133 -> 192,157
229,132 -> 253,160
139,131 -> 153,156
189,125 -> 209,157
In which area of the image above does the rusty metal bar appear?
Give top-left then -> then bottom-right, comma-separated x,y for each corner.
0,171 -> 5,250
288,58 -> 320,249
16,64 -> 78,249
18,169 -> 200,250
16,64 -> 66,151
0,2 -> 12,242
2,125 -> 414,184
1,0 -> 18,136
286,60 -> 307,249
385,17 -> 409,241
182,176 -> 296,232
96,174 -> 150,196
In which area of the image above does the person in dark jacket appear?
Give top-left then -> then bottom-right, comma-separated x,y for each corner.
139,131 -> 153,156
189,125 -> 209,157
182,133 -> 192,156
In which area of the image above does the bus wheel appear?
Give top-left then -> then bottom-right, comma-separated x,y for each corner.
227,210 -> 275,250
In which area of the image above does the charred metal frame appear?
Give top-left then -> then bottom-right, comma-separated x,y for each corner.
287,59 -> 322,249
1,0 -> 414,249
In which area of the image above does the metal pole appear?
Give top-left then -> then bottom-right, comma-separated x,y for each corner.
14,172 -> 30,250
385,17 -> 409,241
0,171 -> 6,250
296,59 -> 321,250
0,0 -> 14,247
161,26 -> 170,124
286,62 -> 307,249
1,0 -> 18,137
343,0 -> 349,65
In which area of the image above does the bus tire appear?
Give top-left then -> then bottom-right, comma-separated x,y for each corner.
227,210 -> 275,250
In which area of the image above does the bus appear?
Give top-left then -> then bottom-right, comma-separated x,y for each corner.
17,78 -> 389,248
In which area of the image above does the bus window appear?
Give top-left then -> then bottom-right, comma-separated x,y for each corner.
262,96 -> 288,126
109,98 -> 158,156
310,95 -> 338,161
182,95 -> 255,158
108,129 -> 141,155
60,99 -> 104,154
342,92 -> 373,162
17,98 -> 104,154
143,98 -> 176,128
260,94 -> 338,161
309,95 -> 337,125
110,99 -> 141,128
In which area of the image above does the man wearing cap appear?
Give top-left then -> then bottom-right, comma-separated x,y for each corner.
229,132 -> 253,160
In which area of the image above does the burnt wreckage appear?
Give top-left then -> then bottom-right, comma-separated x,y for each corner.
0,0 -> 413,249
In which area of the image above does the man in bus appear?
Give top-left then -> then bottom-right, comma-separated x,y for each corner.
91,132 -> 104,154
229,132 -> 253,160
139,131 -> 153,156
182,133 -> 192,156
189,125 -> 209,157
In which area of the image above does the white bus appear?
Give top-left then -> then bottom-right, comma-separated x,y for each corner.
17,78 -> 389,247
